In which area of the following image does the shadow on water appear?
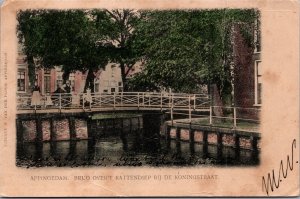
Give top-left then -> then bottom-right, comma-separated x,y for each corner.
16,115 -> 259,168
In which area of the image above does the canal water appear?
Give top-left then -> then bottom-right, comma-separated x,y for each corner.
16,117 -> 259,168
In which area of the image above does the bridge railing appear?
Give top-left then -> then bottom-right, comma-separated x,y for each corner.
168,106 -> 260,131
16,92 -> 210,111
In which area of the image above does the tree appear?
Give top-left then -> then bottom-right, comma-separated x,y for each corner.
17,10 -> 46,87
17,9 -> 109,92
92,9 -> 143,90
131,9 -> 259,105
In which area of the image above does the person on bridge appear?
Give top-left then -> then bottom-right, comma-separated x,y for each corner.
63,80 -> 72,93
54,82 -> 65,94
31,81 -> 41,107
52,83 -> 65,106
63,80 -> 72,106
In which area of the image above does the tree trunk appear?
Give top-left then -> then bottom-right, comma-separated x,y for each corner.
211,84 -> 224,117
84,69 -> 95,93
120,62 -> 128,91
26,54 -> 35,89
62,70 -> 71,83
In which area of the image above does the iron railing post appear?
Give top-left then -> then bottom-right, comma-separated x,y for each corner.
113,93 -> 116,109
233,107 -> 237,128
209,106 -> 212,125
90,94 -> 92,110
83,94 -> 85,110
193,94 -> 196,110
189,95 -> 192,122
138,92 -> 140,109
59,94 -> 62,111
171,106 -> 174,126
160,93 -> 163,109
99,92 -> 102,107
121,92 -> 123,106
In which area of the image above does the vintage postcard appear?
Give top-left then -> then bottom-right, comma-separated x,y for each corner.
0,0 -> 299,197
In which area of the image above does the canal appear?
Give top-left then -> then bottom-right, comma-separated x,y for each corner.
16,114 -> 259,167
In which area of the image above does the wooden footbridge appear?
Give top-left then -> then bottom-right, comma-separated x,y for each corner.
17,92 -> 210,114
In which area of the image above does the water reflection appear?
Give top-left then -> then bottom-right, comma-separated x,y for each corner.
16,128 -> 259,167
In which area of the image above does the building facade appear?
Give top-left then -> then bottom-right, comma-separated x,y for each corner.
233,23 -> 262,108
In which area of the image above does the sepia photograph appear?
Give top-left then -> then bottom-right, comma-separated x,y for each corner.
16,8 -> 261,168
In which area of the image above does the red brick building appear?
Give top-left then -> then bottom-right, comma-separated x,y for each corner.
233,23 -> 262,108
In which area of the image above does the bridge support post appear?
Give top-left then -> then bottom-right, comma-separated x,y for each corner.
121,118 -> 124,133
250,136 -> 259,163
233,133 -> 240,160
50,118 -> 56,141
202,131 -> 208,158
87,118 -> 94,139
137,117 -> 140,129
120,119 -> 128,151
217,132 -> 223,162
129,118 -> 132,132
16,119 -> 24,157
189,126 -> 195,155
35,117 -> 43,142
166,125 -> 171,149
250,136 -> 258,152
16,119 -> 24,144
176,127 -> 180,142
68,117 -> 76,140
87,138 -> 96,160
103,120 -> 107,135
112,119 -> 116,134
175,127 -> 181,155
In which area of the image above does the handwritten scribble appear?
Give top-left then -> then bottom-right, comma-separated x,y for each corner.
262,139 -> 297,196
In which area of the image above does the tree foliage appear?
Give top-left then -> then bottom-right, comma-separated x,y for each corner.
17,9 -> 259,101
92,9 -> 143,90
17,9 -> 144,91
17,9 -> 109,90
130,9 -> 259,102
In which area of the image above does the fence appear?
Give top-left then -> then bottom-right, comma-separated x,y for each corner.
167,106 -> 260,131
17,92 -> 210,111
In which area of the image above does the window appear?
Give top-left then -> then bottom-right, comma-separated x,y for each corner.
254,18 -> 261,53
111,65 -> 116,77
103,89 -> 108,93
44,68 -> 51,74
44,69 -> 51,94
44,76 -> 51,94
118,82 -> 122,86
94,83 -> 99,93
69,74 -> 75,91
17,70 -> 25,92
111,88 -> 116,93
254,60 -> 262,105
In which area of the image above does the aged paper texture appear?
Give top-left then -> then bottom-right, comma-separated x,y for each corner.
0,0 -> 299,197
